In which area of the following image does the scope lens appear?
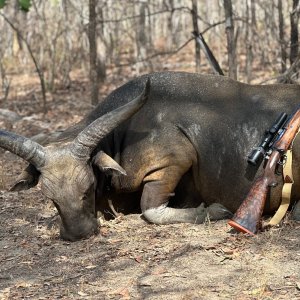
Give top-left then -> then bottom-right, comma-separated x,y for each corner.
247,148 -> 264,166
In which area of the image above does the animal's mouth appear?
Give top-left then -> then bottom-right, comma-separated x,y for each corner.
59,218 -> 99,241
58,210 -> 99,241
62,228 -> 99,241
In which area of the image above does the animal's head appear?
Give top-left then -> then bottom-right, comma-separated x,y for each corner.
0,80 -> 150,241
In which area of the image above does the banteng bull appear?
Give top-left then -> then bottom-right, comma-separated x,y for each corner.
1,72 -> 300,241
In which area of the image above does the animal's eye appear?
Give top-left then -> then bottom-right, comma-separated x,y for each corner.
83,183 -> 95,199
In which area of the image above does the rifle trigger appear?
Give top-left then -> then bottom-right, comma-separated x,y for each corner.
277,154 -> 287,166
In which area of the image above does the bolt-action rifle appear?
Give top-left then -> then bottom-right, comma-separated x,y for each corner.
228,108 -> 300,234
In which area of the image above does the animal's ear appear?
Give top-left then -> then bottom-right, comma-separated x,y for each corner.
10,164 -> 40,192
93,151 -> 127,176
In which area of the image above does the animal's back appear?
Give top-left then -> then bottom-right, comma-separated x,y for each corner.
89,71 -> 300,121
96,72 -> 300,213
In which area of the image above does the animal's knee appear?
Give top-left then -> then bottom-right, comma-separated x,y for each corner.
291,201 -> 300,221
207,203 -> 232,220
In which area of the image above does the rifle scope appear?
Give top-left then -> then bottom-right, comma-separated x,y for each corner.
247,112 -> 288,166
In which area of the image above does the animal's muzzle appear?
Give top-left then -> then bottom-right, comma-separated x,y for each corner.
59,216 -> 99,241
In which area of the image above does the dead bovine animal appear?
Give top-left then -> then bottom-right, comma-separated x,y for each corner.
1,72 -> 300,241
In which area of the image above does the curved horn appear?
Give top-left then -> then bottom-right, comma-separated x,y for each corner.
71,78 -> 150,159
0,130 -> 46,168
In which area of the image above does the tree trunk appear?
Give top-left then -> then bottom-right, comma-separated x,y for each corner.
61,0 -> 71,87
278,0 -> 287,73
245,0 -> 253,83
290,0 -> 299,65
251,0 -> 257,29
191,0 -> 201,72
89,0 -> 98,105
135,1 -> 148,74
166,0 -> 175,50
96,4 -> 106,83
223,0 -> 237,79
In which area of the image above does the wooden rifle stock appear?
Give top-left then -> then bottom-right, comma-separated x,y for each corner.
228,109 -> 300,234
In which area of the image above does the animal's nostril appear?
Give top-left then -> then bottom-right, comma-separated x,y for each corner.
60,230 -> 92,241
60,219 -> 99,241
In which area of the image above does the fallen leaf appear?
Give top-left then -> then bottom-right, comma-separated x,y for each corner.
100,227 -> 109,236
15,281 -> 32,288
119,288 -> 130,299
0,287 -> 11,300
111,287 -> 131,299
78,291 -> 88,297
222,248 -> 234,255
134,256 -> 143,263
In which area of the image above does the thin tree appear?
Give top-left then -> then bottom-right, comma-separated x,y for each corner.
223,0 -> 237,79
136,1 -> 148,73
277,0 -> 287,73
245,0 -> 252,82
290,0 -> 299,65
89,0 -> 98,105
0,12 -> 47,113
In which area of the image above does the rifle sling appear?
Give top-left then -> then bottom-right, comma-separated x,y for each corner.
268,149 -> 293,226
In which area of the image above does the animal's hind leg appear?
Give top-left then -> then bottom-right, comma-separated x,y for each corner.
141,178 -> 231,225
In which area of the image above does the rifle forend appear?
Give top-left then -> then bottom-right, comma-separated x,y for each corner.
228,108 -> 300,234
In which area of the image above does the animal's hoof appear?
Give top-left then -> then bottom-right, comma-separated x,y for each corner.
207,203 -> 233,220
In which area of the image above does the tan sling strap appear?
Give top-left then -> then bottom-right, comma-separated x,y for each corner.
268,150 -> 293,226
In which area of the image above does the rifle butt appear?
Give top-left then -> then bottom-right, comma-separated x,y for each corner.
228,177 -> 269,234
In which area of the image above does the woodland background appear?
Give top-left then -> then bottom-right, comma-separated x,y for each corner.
0,1 -> 300,300
0,0 -> 299,110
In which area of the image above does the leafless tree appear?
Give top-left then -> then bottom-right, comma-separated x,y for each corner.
0,11 -> 47,113
290,0 -> 299,65
89,0 -> 98,105
223,0 -> 237,79
278,0 -> 287,74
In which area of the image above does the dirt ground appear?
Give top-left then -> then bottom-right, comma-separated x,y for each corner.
0,72 -> 300,300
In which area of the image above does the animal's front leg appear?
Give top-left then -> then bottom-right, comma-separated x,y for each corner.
141,181 -> 231,224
